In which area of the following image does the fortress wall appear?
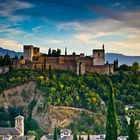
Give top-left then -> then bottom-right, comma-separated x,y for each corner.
46,57 -> 58,63
50,64 -> 76,71
85,65 -> 110,75
83,58 -> 93,66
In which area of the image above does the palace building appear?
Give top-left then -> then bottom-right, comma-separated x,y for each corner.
13,45 -> 114,75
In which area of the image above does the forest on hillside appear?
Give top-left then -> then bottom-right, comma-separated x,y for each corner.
0,69 -> 140,135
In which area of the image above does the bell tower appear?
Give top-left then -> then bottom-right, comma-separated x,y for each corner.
15,115 -> 24,136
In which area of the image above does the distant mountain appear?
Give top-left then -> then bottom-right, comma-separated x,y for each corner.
0,47 -> 22,58
106,53 -> 140,65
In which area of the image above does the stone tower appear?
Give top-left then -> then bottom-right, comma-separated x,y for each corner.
23,45 -> 34,61
15,115 -> 24,136
93,44 -> 105,65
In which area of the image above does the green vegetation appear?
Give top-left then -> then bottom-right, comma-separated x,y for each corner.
0,107 -> 23,127
87,134 -> 90,140
0,54 -> 12,66
68,112 -> 106,134
0,69 -> 139,135
73,133 -> 77,140
128,115 -> 138,140
105,80 -> 118,140
53,127 -> 58,140
117,62 -> 140,72
27,130 -> 40,140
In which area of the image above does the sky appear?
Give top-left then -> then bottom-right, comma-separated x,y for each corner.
0,0 -> 140,56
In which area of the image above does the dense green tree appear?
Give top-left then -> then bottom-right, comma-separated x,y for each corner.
20,55 -> 24,59
0,56 -> 4,66
52,49 -> 57,56
87,134 -> 90,140
118,64 -> 131,71
73,133 -> 77,140
27,130 -> 40,140
131,62 -> 139,72
105,80 -> 118,140
53,127 -> 58,140
113,59 -> 118,71
48,48 -> 52,56
128,115 -> 138,140
56,49 -> 61,56
79,135 -> 82,140
3,53 -> 11,65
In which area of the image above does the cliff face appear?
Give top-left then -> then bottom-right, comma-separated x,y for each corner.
0,82 -> 83,132
33,105 -> 93,133
0,82 -> 104,133
0,81 -> 36,109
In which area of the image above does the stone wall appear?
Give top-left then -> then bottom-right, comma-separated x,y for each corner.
86,65 -> 111,75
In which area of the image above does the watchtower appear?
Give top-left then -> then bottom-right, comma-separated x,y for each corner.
23,45 -> 34,61
93,44 -> 105,65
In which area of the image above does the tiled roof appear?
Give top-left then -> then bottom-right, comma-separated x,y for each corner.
0,127 -> 20,135
12,136 -> 35,140
15,115 -> 24,120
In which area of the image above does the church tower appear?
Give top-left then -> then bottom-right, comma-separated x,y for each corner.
15,115 -> 24,136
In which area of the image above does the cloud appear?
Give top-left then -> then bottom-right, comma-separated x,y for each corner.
89,5 -> 140,29
43,39 -> 64,44
0,39 -> 22,51
32,25 -> 45,32
0,0 -> 33,21
56,16 -> 140,56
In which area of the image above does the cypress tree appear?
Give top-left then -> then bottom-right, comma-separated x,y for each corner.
49,64 -> 52,80
105,80 -> 118,140
79,135 -> 82,140
87,134 -> 90,140
73,133 -> 77,140
128,115 -> 138,140
53,127 -> 58,140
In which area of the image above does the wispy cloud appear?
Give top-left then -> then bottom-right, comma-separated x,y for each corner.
0,38 -> 22,51
0,0 -> 33,21
43,39 -> 64,44
56,15 -> 140,56
32,25 -> 46,32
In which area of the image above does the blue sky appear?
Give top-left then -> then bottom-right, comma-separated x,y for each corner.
0,0 -> 140,55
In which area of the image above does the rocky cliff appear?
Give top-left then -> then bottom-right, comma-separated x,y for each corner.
0,81 -> 105,133
0,81 -> 36,109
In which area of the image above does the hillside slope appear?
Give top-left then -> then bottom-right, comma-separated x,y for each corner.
0,80 -> 105,134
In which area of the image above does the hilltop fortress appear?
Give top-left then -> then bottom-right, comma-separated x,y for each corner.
13,45 -> 114,75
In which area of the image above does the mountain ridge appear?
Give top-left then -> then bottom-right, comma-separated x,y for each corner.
0,47 -> 22,58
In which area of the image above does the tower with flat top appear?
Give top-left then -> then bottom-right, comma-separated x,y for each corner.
15,115 -> 24,136
93,44 -> 105,65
